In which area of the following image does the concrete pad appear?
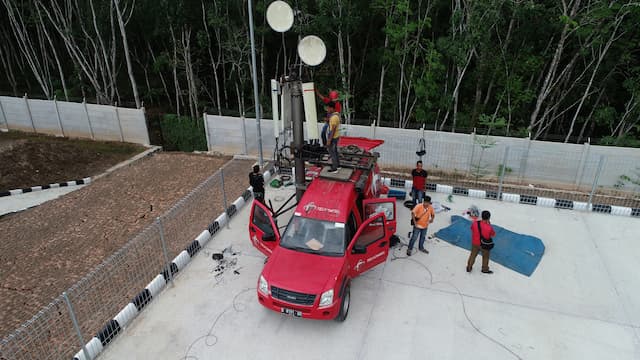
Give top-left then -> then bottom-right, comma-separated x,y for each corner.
0,185 -> 85,216
98,188 -> 640,360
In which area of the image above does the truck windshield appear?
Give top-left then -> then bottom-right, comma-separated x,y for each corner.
280,216 -> 345,256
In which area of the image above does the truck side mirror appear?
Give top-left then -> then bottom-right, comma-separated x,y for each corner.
352,244 -> 366,254
263,233 -> 276,242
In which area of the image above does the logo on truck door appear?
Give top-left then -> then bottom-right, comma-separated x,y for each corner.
354,251 -> 385,272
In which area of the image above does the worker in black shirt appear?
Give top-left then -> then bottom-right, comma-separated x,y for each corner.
411,160 -> 428,205
249,165 -> 265,204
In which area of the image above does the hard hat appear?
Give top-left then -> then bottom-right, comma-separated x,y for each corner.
329,90 -> 339,100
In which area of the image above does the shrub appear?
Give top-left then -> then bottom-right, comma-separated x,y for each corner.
160,114 -> 207,152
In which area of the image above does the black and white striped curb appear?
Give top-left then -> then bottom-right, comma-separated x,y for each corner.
72,169 -> 272,360
381,177 -> 640,218
1,146 -> 161,198
0,178 -> 91,197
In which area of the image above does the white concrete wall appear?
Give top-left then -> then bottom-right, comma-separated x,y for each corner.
0,96 -> 150,145
204,115 -> 640,188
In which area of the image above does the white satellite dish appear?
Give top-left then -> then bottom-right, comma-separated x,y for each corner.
266,1 -> 294,33
298,35 -> 326,66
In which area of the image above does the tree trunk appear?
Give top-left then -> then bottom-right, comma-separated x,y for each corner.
170,27 -> 181,116
0,38 -> 18,96
564,9 -> 627,142
114,0 -> 141,108
528,0 -> 581,133
148,42 -> 173,107
36,8 -> 69,101
337,24 -> 349,124
376,34 -> 389,127
3,0 -> 51,99
577,87 -> 605,144
441,49 -> 474,132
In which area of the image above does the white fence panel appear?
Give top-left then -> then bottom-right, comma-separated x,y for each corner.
0,96 -> 31,131
0,97 -> 6,129
0,95 -> 149,145
86,104 -> 122,142
57,102 -> 92,138
118,107 -> 150,145
28,99 -> 61,136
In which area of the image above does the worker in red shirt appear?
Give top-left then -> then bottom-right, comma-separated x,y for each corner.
467,210 -> 496,274
316,88 -> 341,113
411,160 -> 428,205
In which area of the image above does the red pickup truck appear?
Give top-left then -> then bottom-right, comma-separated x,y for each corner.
249,137 -> 396,321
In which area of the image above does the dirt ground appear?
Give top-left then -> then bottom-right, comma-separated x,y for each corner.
0,131 -> 145,191
0,151 -> 253,339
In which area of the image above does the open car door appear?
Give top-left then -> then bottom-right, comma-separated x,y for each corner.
347,212 -> 389,277
249,201 -> 280,257
363,198 -> 397,237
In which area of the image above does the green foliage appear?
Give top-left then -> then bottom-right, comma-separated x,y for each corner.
469,134 -> 497,184
159,114 -> 207,152
614,168 -> 640,190
600,135 -> 640,148
497,164 -> 513,177
2,0 -> 640,147
478,114 -> 506,135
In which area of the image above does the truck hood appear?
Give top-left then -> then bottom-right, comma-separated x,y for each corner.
263,247 -> 344,295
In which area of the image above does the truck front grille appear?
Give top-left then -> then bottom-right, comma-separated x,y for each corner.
271,286 -> 316,306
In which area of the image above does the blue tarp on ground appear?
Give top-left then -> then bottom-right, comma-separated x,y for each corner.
434,215 -> 545,277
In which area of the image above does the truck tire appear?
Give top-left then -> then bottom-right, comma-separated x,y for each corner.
335,283 -> 350,322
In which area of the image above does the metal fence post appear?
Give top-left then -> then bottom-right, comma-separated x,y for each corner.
519,133 -> 532,184
24,93 -> 36,132
63,291 -> 90,360
114,102 -> 124,142
575,142 -> 590,189
83,98 -> 95,140
467,131 -> 476,175
156,217 -> 174,286
0,96 -> 9,131
497,146 -> 510,200
53,95 -> 65,137
587,155 -> 605,210
221,169 -> 230,229
203,112 -> 211,152
241,112 -> 248,155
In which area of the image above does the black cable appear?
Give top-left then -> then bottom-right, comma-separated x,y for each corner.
180,288 -> 255,360
389,237 -> 523,360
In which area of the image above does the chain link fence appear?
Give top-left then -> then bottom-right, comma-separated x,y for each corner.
203,114 -> 639,212
0,159 -> 252,360
387,135 -> 640,212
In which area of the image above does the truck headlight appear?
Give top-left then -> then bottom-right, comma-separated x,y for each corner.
259,275 -> 269,295
319,289 -> 334,307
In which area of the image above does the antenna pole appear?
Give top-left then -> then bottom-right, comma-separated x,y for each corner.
248,0 -> 264,166
291,80 -> 306,201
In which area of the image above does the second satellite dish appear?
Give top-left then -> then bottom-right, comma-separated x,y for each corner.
298,35 -> 326,66
266,1 -> 294,32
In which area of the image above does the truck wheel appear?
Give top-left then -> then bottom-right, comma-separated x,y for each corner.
335,284 -> 350,322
